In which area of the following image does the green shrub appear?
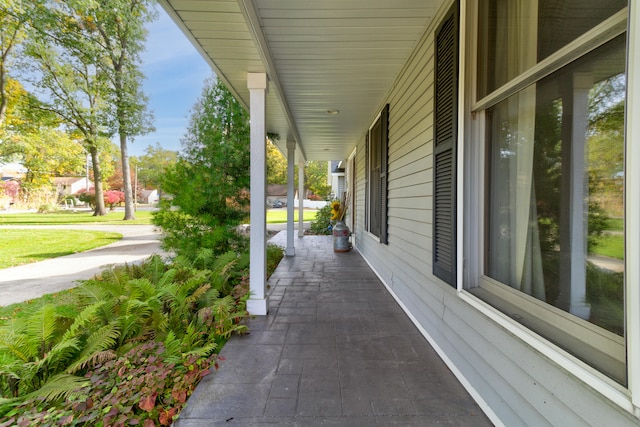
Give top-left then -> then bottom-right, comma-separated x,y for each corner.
153,208 -> 248,261
309,203 -> 333,235
586,262 -> 624,335
37,203 -> 59,213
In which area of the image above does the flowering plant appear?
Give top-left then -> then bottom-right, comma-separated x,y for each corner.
330,193 -> 349,222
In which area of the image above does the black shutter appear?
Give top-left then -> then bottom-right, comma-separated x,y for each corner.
433,5 -> 458,287
380,104 -> 389,244
365,132 -> 369,231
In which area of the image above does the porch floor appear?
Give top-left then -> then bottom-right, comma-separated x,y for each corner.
175,233 -> 492,426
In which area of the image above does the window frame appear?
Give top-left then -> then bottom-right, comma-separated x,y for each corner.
462,0 -> 633,394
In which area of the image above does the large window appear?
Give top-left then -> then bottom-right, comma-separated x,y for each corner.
470,0 -> 628,384
366,104 -> 389,243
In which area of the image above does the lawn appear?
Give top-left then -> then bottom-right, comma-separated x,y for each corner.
0,209 -> 314,269
0,229 -> 122,269
266,209 -> 317,223
0,210 -> 154,225
589,217 -> 624,260
591,233 -> 624,260
0,210 -> 312,225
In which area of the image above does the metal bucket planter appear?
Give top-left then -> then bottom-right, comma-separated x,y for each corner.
332,220 -> 351,252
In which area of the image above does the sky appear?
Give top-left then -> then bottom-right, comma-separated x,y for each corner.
130,6 -> 213,157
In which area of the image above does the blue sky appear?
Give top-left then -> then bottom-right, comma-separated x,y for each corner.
130,7 -> 213,157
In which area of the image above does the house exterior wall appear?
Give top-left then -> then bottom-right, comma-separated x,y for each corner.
353,2 -> 639,425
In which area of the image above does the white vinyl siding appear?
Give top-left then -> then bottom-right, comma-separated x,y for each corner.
353,0 -> 640,425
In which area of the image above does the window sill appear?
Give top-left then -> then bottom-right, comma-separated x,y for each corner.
465,278 -> 625,385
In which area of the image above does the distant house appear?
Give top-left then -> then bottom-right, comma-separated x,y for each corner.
52,177 -> 93,197
139,189 -> 159,204
328,160 -> 345,200
266,184 -> 287,207
0,162 -> 26,180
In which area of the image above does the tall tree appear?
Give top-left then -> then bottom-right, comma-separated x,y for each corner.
22,3 -> 112,215
87,0 -> 156,220
166,77 -> 250,222
155,77 -> 250,258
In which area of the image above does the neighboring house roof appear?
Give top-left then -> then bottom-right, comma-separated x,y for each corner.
267,184 -> 287,197
331,160 -> 345,174
52,177 -> 86,186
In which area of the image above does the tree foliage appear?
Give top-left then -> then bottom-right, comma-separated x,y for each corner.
265,140 -> 331,199
0,0 -> 30,127
136,142 -> 178,193
21,3 -> 113,215
266,138 -> 287,186
303,160 -> 330,199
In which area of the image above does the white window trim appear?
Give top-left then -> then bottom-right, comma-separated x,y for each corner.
625,0 -> 640,412
460,1 -> 640,415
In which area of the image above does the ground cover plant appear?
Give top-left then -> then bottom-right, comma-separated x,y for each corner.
0,229 -> 122,269
0,242 -> 285,426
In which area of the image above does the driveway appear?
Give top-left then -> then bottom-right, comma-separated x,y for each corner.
0,225 -> 167,307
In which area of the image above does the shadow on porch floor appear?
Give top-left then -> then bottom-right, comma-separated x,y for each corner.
175,233 -> 493,426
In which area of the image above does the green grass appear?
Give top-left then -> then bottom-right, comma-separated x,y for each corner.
0,229 -> 122,269
1,210 -> 313,225
266,209 -> 317,223
606,218 -> 623,232
0,210 -> 153,225
591,233 -> 624,260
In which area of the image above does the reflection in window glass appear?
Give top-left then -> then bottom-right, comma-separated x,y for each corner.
485,36 -> 625,336
477,0 -> 627,98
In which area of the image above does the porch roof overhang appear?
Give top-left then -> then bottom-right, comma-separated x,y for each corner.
157,0 -> 444,162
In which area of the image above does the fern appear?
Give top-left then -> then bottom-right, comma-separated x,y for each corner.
24,304 -> 59,358
66,323 -> 120,374
59,302 -> 103,343
163,330 -> 182,365
22,373 -> 88,403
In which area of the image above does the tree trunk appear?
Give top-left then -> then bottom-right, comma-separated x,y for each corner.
0,63 -> 7,127
120,133 -> 136,220
90,146 -> 107,216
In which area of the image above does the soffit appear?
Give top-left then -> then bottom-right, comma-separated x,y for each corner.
158,0 -> 443,161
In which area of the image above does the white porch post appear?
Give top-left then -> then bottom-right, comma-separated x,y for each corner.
247,73 -> 268,315
286,141 -> 296,256
298,161 -> 305,237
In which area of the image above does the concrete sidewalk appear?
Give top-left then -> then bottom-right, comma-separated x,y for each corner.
0,222 -> 308,307
0,225 -> 167,306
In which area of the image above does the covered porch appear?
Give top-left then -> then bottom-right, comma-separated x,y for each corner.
174,233 -> 491,426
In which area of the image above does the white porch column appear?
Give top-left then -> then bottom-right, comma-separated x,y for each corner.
298,161 -> 305,237
286,141 -> 296,256
247,73 -> 268,315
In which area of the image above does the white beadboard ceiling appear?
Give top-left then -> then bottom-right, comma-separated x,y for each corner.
158,0 -> 443,161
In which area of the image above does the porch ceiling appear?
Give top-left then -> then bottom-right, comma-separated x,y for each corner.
158,0 -> 443,161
